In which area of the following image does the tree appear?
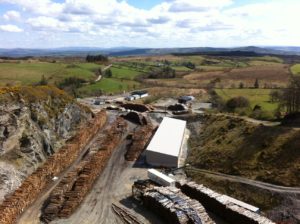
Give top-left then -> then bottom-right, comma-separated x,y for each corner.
254,78 -> 259,88
281,78 -> 300,114
182,61 -> 196,69
104,69 -> 112,78
226,96 -> 250,111
38,75 -> 48,85
86,54 -> 108,63
270,90 -> 282,103
239,82 -> 244,89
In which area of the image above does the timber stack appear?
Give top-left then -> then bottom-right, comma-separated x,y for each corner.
41,117 -> 127,222
0,111 -> 107,224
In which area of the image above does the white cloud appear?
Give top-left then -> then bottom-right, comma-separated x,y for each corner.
0,0 -> 299,47
3,10 -> 21,21
0,24 -> 23,32
0,0 -> 63,15
168,0 -> 233,12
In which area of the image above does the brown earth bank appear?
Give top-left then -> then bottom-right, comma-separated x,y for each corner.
0,91 -> 107,224
184,114 -> 300,223
0,86 -> 93,203
186,114 -> 300,187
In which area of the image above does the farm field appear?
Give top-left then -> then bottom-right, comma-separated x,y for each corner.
184,64 -> 290,88
79,78 -> 140,95
0,61 -> 102,86
110,66 -> 143,80
215,89 -> 278,112
291,64 -> 300,76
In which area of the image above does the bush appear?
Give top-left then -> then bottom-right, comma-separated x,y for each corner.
235,108 -> 251,116
58,77 -> 86,89
226,96 -> 250,112
251,110 -> 274,120
86,54 -> 108,62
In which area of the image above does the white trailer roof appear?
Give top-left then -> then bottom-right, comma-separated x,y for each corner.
146,117 -> 186,157
148,169 -> 175,185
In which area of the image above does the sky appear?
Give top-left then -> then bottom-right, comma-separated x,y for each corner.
0,0 -> 299,49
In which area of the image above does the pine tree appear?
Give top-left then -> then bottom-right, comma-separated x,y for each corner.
254,78 -> 259,88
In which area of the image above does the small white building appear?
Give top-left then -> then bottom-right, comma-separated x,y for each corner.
147,169 -> 175,187
145,117 -> 186,168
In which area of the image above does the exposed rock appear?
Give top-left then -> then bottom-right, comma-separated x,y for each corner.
0,86 -> 93,203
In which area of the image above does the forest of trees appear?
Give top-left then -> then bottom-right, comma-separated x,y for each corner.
147,66 -> 176,79
281,78 -> 300,114
86,54 -> 108,63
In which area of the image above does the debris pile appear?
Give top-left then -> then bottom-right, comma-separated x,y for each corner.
0,111 -> 107,224
121,103 -> 154,112
125,124 -> 156,161
180,181 -> 275,224
112,203 -> 143,224
122,111 -> 148,125
41,118 -> 127,222
167,103 -> 188,111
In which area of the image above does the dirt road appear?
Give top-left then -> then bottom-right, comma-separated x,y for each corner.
187,167 -> 300,194
51,128 -> 163,224
95,64 -> 112,82
17,118 -> 163,224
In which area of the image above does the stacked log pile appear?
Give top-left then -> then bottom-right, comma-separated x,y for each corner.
141,185 -> 215,224
41,118 -> 127,222
180,181 -> 275,224
121,111 -> 148,125
0,111 -> 107,224
121,103 -> 154,112
125,124 -> 156,161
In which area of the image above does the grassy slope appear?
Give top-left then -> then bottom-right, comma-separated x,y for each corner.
79,78 -> 139,94
215,89 -> 278,112
110,66 -> 143,80
187,114 -> 300,187
0,62 -> 101,86
291,64 -> 300,76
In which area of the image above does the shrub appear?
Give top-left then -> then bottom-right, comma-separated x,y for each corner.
251,110 -> 274,120
226,96 -> 250,112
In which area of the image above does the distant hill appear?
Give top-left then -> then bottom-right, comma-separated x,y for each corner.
0,46 -> 300,57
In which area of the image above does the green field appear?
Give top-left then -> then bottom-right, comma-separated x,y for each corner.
0,61 -> 102,86
171,66 -> 192,72
79,78 -> 140,95
291,64 -> 300,76
110,66 -> 143,80
216,89 -> 278,112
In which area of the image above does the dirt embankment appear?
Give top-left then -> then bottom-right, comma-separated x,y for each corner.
187,114 -> 300,187
185,114 -> 300,223
0,111 -> 107,224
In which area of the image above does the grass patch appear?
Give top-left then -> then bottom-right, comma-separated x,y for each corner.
0,61 -> 102,86
171,66 -> 192,72
79,78 -> 140,95
252,56 -> 283,63
110,66 -> 143,80
291,64 -> 300,76
215,89 -> 278,112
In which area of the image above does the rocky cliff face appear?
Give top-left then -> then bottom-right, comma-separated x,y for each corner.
0,86 -> 92,202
